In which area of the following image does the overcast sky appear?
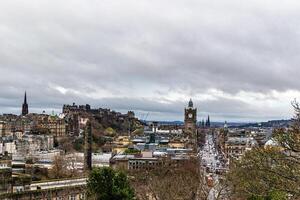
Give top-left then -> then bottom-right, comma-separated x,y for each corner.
0,0 -> 300,122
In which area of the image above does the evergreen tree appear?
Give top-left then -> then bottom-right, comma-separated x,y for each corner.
87,167 -> 135,200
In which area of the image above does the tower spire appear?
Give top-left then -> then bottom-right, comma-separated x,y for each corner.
22,91 -> 28,116
24,91 -> 27,104
207,115 -> 210,127
188,98 -> 193,108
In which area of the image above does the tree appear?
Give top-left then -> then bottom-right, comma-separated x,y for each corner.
58,136 -> 74,153
73,137 -> 84,152
130,158 -> 209,200
87,167 -> 135,200
124,148 -> 140,155
227,102 -> 300,199
104,127 -> 116,136
273,100 -> 300,153
49,155 -> 68,179
48,154 -> 80,179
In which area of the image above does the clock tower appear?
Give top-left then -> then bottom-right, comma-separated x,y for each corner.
184,99 -> 197,135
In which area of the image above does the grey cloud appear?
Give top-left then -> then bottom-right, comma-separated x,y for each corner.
0,0 -> 300,121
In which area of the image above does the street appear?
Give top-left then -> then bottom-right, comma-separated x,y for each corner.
199,132 -> 226,200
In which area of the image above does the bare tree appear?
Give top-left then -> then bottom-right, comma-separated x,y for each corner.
130,158 -> 209,200
49,155 -> 68,179
226,102 -> 300,199
59,136 -> 75,153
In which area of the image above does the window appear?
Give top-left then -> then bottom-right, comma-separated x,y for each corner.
79,194 -> 85,200
69,195 -> 76,200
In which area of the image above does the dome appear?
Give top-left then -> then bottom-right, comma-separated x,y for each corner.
264,139 -> 279,148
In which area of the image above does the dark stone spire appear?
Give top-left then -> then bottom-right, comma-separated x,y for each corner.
24,92 -> 27,104
201,119 -> 205,128
22,91 -> 28,116
207,115 -> 210,127
188,98 -> 193,108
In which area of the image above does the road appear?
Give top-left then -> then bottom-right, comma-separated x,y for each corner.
199,132 -> 226,200
200,133 -> 219,171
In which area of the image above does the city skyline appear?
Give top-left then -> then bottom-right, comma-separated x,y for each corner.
0,92 -> 292,123
1,1 -> 300,122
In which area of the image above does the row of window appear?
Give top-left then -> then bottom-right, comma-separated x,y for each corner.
55,193 -> 85,200
228,150 -> 243,154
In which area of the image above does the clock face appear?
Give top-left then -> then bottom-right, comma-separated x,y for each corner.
188,113 -> 193,118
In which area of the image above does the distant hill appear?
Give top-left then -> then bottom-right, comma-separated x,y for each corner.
232,119 -> 292,128
144,119 -> 292,129
211,122 -> 248,128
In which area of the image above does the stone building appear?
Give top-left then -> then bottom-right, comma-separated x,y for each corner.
47,116 -> 66,138
225,137 -> 258,160
0,178 -> 86,200
62,103 -> 139,136
0,121 -> 5,137
184,99 -> 197,149
0,154 -> 12,194
184,99 -> 197,135
18,134 -> 54,155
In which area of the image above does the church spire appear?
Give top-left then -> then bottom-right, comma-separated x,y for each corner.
207,115 -> 210,127
24,91 -> 27,104
22,91 -> 28,116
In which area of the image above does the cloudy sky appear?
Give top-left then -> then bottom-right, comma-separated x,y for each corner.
0,0 -> 300,122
